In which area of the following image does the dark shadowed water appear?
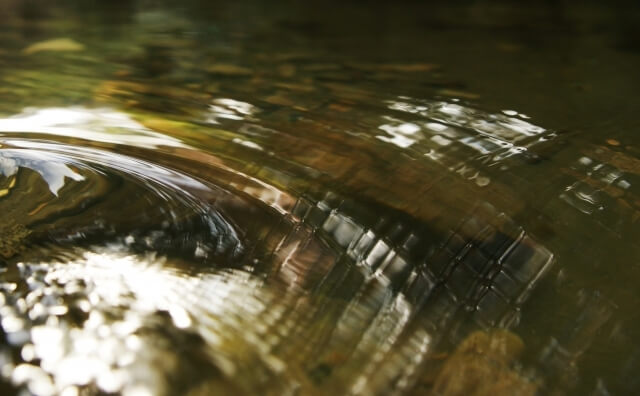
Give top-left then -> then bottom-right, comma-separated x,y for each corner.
1,1 -> 640,395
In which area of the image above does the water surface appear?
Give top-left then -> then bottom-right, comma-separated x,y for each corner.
1,1 -> 640,395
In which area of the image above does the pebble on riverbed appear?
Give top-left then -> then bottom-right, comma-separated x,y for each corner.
0,223 -> 31,259
429,330 -> 538,396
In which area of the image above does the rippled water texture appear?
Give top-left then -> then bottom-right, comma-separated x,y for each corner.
1,1 -> 640,395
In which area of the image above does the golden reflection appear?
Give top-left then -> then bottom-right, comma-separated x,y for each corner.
22,38 -> 85,55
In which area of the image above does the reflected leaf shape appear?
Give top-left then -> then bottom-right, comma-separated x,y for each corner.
0,155 -> 18,177
0,150 -> 84,196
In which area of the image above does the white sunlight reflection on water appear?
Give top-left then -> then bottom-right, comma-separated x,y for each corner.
0,107 -> 188,149
0,247 -> 275,395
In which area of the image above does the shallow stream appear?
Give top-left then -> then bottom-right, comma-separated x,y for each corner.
1,1 -> 640,395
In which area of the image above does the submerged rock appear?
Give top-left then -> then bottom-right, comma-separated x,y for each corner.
431,330 -> 537,396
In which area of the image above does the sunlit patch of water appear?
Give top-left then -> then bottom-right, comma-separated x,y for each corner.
0,247 -> 276,395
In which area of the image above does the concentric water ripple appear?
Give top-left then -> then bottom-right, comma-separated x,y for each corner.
0,105 -> 555,395
1,2 -> 640,393
0,139 -> 241,261
0,90 -> 639,396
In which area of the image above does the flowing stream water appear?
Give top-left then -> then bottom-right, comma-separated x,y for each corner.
1,1 -> 640,395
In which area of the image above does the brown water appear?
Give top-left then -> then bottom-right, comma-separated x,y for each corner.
1,1 -> 640,395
